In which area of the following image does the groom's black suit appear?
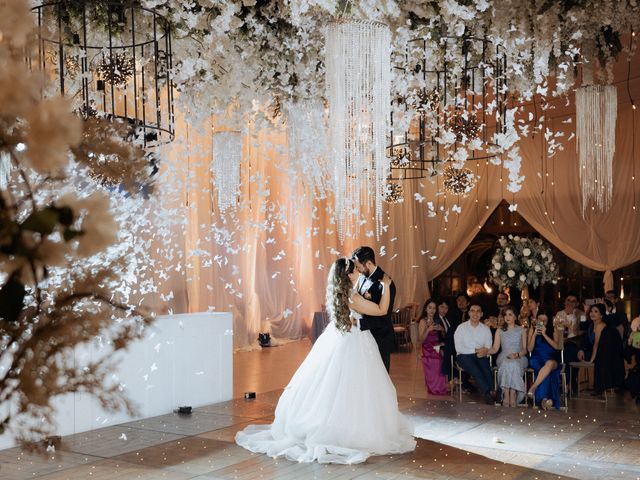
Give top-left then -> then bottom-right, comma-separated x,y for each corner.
358,266 -> 396,372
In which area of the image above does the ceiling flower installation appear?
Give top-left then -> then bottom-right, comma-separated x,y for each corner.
140,0 -> 640,205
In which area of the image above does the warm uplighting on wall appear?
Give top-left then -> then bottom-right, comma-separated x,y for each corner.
620,276 -> 625,299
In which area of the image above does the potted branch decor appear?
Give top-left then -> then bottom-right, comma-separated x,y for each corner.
488,235 -> 559,296
0,0 -> 154,447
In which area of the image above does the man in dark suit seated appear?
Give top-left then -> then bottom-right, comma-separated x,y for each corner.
450,293 -> 470,326
435,300 -> 458,381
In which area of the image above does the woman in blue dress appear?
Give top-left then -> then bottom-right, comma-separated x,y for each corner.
526,312 -> 564,409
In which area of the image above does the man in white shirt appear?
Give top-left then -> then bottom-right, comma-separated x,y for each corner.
553,294 -> 585,394
554,294 -> 585,339
454,303 -> 495,404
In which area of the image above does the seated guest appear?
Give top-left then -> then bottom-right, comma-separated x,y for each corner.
587,303 -> 625,395
518,302 -> 531,328
626,317 -> 640,402
523,297 -> 541,329
627,316 -> 640,365
436,300 -> 458,381
578,309 -> 595,362
450,293 -> 472,390
605,289 -> 627,319
484,292 -> 509,368
527,312 -> 563,409
451,293 -> 471,325
553,294 -> 586,394
488,306 -> 528,407
554,294 -> 585,339
485,291 -> 510,329
417,300 -> 448,396
454,303 -> 495,404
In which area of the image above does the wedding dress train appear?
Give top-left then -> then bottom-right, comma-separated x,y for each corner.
235,319 -> 416,464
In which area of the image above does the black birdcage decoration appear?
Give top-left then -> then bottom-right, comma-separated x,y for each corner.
31,1 -> 175,148
388,35 -> 508,181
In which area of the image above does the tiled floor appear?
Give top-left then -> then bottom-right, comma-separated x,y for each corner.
2,339 -> 640,479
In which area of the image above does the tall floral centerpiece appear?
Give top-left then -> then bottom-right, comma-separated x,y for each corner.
489,236 -> 559,294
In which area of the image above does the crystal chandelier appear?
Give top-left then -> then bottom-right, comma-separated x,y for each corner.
388,36 -> 507,185
212,131 -> 242,212
31,2 -> 175,148
0,152 -> 10,190
286,101 -> 329,199
325,20 -> 391,240
575,84 -> 617,215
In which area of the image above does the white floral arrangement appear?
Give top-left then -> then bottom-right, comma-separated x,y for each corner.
489,235 -> 559,290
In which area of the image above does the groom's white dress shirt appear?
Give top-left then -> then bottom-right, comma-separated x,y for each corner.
358,266 -> 380,295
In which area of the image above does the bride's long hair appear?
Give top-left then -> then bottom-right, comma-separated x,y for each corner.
326,257 -> 355,333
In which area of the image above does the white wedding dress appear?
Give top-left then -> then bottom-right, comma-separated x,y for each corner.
235,310 -> 416,464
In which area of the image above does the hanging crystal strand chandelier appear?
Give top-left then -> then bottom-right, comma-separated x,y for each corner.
325,19 -> 391,240
0,151 -> 11,190
575,75 -> 617,215
286,100 -> 330,199
212,130 -> 243,212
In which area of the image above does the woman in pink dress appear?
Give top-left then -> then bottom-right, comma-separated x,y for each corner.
418,299 -> 449,395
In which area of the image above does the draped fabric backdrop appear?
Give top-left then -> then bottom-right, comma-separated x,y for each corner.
153,75 -> 640,349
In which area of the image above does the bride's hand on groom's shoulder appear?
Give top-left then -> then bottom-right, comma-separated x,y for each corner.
382,274 -> 392,285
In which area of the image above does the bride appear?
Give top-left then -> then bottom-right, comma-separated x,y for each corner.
235,257 -> 416,464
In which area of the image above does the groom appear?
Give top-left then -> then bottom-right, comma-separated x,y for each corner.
352,246 -> 396,372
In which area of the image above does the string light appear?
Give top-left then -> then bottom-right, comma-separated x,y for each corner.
447,110 -> 480,142
95,52 -> 135,88
628,30 -> 637,211
443,166 -> 477,195
383,181 -> 404,203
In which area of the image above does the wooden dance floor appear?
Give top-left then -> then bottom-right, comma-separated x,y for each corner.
2,339 -> 639,479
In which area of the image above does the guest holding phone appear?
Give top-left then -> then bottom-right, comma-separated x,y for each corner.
527,312 -> 563,409
418,300 -> 448,396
